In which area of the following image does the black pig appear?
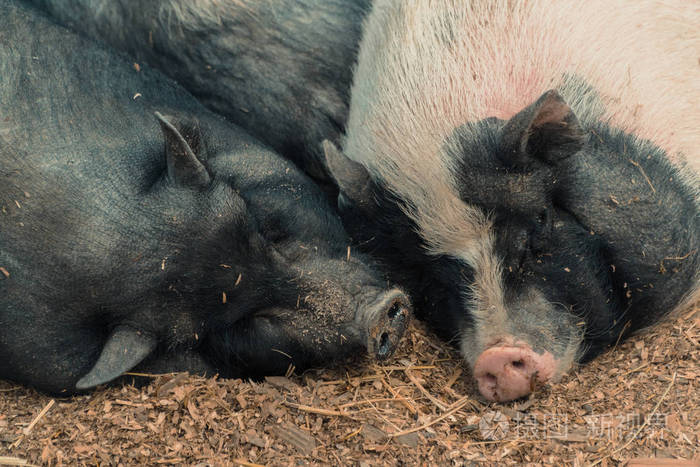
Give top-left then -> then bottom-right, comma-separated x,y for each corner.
0,0 -> 409,396
26,0 -> 370,187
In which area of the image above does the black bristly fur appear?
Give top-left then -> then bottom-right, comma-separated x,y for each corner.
26,0 -> 371,191
330,89 -> 699,367
0,1 -> 407,395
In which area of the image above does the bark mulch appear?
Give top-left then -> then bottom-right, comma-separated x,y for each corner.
1,302 -> 698,466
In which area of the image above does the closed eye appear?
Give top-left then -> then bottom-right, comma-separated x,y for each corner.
529,207 -> 553,254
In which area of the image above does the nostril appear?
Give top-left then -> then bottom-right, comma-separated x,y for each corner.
483,372 -> 497,384
387,301 -> 402,319
366,290 -> 410,362
377,331 -> 391,357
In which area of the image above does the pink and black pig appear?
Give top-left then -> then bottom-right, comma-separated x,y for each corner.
325,0 -> 700,402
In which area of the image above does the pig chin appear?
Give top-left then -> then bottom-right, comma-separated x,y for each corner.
459,290 -> 582,402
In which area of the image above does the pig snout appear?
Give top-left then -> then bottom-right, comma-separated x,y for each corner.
359,288 -> 411,360
473,343 -> 557,402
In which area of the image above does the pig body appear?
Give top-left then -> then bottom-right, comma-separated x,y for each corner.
327,0 -> 700,401
26,0 -> 370,185
0,0 -> 409,396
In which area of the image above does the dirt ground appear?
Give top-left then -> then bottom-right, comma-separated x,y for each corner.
1,301 -> 698,467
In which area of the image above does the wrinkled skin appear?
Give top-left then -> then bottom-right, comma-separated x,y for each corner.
326,91 -> 700,401
0,1 -> 409,396
26,0 -> 370,188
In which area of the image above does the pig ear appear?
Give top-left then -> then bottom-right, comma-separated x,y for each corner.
322,140 -> 374,208
75,326 -> 157,390
155,112 -> 211,189
499,90 -> 584,167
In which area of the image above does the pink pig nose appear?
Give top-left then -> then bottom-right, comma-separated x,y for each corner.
473,344 -> 556,402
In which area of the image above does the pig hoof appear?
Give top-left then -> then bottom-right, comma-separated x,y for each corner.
367,290 -> 411,360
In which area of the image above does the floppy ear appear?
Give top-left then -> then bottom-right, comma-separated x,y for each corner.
499,90 -> 584,167
76,326 -> 157,390
322,140 -> 374,208
155,111 -> 211,189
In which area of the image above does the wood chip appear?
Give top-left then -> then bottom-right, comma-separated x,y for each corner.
270,423 -> 316,455
264,376 -> 299,393
2,301 -> 697,465
395,431 -> 421,447
0,457 -> 37,466
10,399 -> 55,449
360,424 -> 387,443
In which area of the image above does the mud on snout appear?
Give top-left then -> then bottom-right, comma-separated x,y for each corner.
354,288 -> 412,361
